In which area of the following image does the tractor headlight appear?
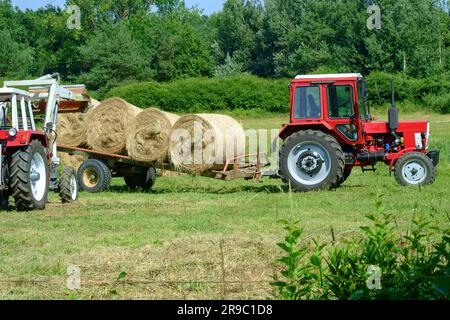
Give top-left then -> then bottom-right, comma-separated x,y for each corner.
8,127 -> 17,137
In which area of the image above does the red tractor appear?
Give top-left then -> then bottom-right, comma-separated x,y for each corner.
0,74 -> 85,211
278,73 -> 440,192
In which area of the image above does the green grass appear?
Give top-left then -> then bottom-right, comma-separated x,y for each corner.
0,112 -> 449,300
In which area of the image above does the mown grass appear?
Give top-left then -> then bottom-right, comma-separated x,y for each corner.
0,111 -> 449,300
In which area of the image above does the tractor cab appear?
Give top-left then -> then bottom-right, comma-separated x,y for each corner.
0,88 -> 37,134
283,73 -> 369,145
278,73 -> 439,192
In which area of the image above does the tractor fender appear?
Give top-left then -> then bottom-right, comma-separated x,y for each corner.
6,131 -> 48,149
279,122 -> 334,141
387,148 -> 420,171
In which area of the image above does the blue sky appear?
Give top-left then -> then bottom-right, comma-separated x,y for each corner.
11,0 -> 225,15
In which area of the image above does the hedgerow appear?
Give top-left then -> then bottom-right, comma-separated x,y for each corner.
105,73 -> 450,114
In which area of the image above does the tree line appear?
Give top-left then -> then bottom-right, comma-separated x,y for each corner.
0,0 -> 449,96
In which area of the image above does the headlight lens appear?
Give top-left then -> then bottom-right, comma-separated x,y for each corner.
8,127 -> 17,137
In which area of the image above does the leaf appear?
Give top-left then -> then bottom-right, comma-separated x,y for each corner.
271,282 -> 288,288
118,272 -> 127,281
310,255 -> 322,268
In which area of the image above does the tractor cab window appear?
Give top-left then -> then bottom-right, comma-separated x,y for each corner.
327,85 -> 355,118
294,86 -> 321,119
0,103 -> 11,129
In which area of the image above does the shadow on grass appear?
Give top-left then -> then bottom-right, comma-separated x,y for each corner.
108,184 -> 286,195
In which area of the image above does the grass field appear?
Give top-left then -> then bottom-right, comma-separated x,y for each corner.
0,112 -> 449,300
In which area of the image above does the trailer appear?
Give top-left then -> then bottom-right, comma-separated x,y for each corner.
58,144 -> 272,193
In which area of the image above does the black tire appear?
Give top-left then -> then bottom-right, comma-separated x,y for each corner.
124,167 -> 157,191
77,159 -> 111,193
336,167 -> 353,187
59,167 -> 78,203
10,140 -> 49,211
394,152 -> 436,186
279,130 -> 345,192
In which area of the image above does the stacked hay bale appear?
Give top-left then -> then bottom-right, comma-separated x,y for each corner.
86,97 -> 141,154
169,114 -> 246,174
57,96 -> 247,176
57,113 -> 88,147
60,153 -> 85,170
126,108 -> 179,163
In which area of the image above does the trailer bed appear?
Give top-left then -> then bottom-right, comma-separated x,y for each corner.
57,144 -> 273,181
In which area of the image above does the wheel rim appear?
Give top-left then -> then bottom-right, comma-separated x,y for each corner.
70,175 -> 78,201
287,141 -> 331,186
402,160 -> 427,185
30,153 -> 47,202
82,168 -> 99,188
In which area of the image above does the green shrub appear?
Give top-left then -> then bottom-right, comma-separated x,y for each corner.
366,72 -> 450,112
423,94 -> 450,114
106,75 -> 290,113
106,73 -> 450,114
272,194 -> 450,300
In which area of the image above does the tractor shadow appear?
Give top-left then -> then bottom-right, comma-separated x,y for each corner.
108,184 -> 285,195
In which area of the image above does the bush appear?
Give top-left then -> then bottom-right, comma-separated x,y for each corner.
423,94 -> 450,114
366,72 -> 450,113
106,73 -> 450,114
272,194 -> 450,300
106,75 -> 290,113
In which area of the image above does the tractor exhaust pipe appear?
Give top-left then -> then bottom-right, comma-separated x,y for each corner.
388,80 -> 399,132
388,80 -> 401,147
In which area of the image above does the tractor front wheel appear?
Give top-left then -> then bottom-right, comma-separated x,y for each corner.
59,167 -> 79,203
394,152 -> 436,186
279,130 -> 345,192
10,140 -> 49,211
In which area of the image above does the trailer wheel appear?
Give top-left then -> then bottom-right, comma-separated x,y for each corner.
279,130 -> 345,192
77,159 -> 111,193
124,167 -> 157,191
59,167 -> 78,203
10,140 -> 49,211
394,152 -> 436,186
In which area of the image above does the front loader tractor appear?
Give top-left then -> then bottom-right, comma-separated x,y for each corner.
0,74 -> 87,211
278,73 -> 440,192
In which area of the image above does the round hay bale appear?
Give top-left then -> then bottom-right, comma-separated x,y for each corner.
57,113 -> 87,147
89,98 -> 101,109
86,97 -> 141,154
169,114 -> 246,173
60,153 -> 84,170
126,108 -> 179,163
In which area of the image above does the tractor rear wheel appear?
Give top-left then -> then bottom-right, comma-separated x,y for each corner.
394,152 -> 436,186
124,167 -> 157,191
59,167 -> 79,203
10,140 -> 49,211
336,167 -> 353,187
77,159 -> 111,193
279,130 -> 345,192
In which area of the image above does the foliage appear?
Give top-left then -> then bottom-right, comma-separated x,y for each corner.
366,72 -> 450,113
214,53 -> 247,77
0,29 -> 33,78
78,21 -> 154,96
106,75 -> 290,113
1,0 -> 449,96
107,73 -> 450,114
273,194 -> 450,300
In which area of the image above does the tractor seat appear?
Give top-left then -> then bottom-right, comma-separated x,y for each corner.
308,95 -> 321,118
